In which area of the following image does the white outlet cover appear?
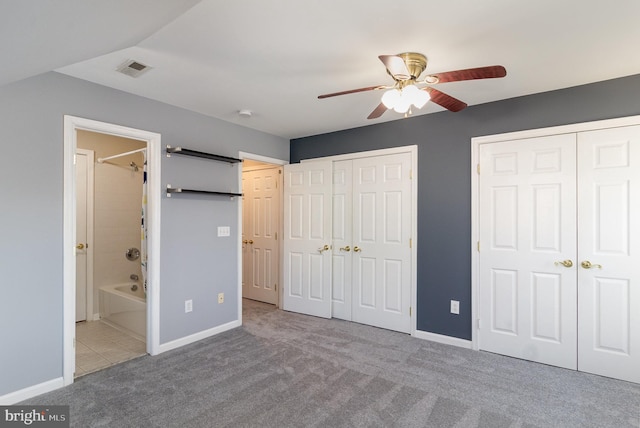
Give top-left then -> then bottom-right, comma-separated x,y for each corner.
450,300 -> 460,315
217,226 -> 230,237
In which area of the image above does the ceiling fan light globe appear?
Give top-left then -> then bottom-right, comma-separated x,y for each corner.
393,97 -> 411,113
413,90 -> 430,109
401,85 -> 427,109
381,89 -> 400,109
402,84 -> 419,96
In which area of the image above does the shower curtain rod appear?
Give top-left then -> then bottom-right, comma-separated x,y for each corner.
97,147 -> 146,164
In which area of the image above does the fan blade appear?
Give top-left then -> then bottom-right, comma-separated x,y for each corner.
367,102 -> 388,119
425,87 -> 467,112
379,55 -> 411,80
318,85 -> 384,99
427,65 -> 506,84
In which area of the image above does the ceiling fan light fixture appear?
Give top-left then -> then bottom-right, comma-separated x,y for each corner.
318,53 -> 506,119
382,85 -> 430,113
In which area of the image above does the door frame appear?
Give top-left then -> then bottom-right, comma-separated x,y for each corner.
238,151 -> 287,314
301,145 -> 418,335
63,116 -> 162,385
471,114 -> 640,351
75,148 -> 95,322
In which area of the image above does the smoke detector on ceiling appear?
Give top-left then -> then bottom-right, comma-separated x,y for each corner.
116,59 -> 152,78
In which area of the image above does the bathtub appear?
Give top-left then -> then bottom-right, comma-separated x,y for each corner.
99,283 -> 146,341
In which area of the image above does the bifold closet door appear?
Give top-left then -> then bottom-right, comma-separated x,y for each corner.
332,154 -> 413,333
351,153 -> 412,333
283,161 -> 333,318
478,134 -> 578,369
283,153 -> 412,332
331,160 -> 353,320
576,125 -> 640,383
479,125 -> 640,383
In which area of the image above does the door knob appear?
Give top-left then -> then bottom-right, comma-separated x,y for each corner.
581,260 -> 602,269
248,240 -> 254,244
242,239 -> 248,244
353,246 -> 362,252
76,243 -> 85,250
554,259 -> 573,268
318,244 -> 330,253
339,246 -> 351,252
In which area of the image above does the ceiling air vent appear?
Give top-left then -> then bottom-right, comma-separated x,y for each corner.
116,60 -> 152,78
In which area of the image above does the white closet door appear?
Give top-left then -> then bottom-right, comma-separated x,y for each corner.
331,160 -> 353,320
283,161 -> 333,318
351,153 -> 412,333
577,125 -> 640,383
242,167 -> 280,305
478,135 -> 578,369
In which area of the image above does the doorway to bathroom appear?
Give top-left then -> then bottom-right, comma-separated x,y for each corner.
74,131 -> 147,376
63,116 -> 161,386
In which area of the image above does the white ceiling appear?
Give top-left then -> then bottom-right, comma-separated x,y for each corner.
5,0 -> 640,139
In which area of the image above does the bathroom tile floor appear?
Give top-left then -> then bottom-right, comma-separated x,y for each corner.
75,320 -> 146,378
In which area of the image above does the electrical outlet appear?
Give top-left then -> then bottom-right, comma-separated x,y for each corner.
218,293 -> 224,304
217,226 -> 230,237
450,300 -> 460,315
185,299 -> 193,313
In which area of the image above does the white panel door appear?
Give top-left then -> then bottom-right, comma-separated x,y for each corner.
283,161 -> 333,318
331,160 -> 353,320
76,152 -> 88,322
241,173 -> 251,299
577,125 -> 640,383
351,153 -> 412,333
242,167 -> 280,305
478,135 -> 578,369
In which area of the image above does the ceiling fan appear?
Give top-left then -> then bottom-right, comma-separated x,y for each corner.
318,52 -> 506,119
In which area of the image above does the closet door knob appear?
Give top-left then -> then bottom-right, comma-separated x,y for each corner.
353,246 -> 362,253
76,243 -> 85,250
339,246 -> 351,252
554,260 -> 573,268
318,244 -> 330,253
581,260 -> 602,269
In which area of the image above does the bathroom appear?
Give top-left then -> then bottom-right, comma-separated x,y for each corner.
75,130 -> 148,377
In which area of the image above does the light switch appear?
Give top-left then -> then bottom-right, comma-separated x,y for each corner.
217,226 -> 230,237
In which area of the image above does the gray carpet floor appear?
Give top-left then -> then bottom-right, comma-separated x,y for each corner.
24,299 -> 640,427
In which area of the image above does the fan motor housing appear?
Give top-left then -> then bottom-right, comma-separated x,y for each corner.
397,52 -> 427,80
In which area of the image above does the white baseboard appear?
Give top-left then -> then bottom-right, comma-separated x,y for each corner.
414,330 -> 473,349
0,377 -> 64,405
157,320 -> 241,354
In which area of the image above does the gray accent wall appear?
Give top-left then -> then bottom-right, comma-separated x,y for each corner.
0,72 -> 288,396
291,73 -> 640,341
